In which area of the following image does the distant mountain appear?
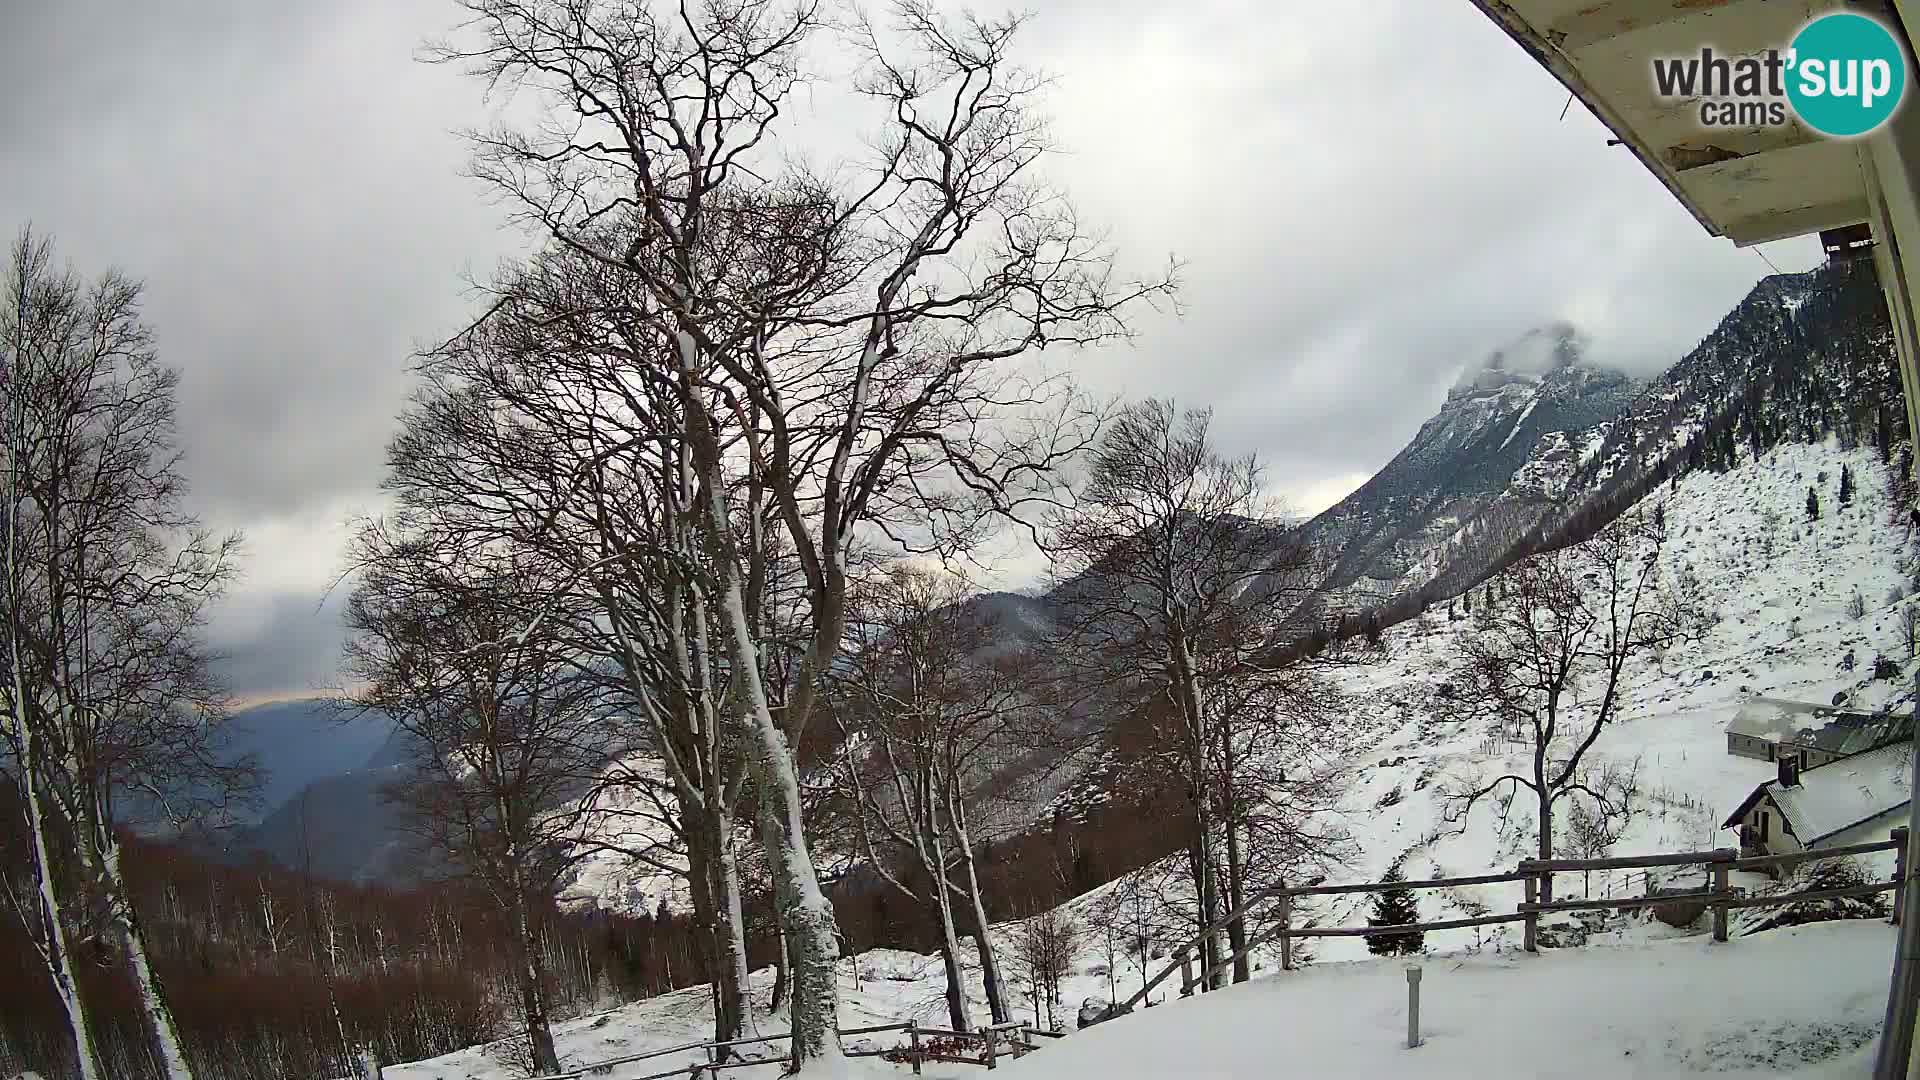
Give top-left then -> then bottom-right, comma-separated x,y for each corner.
215,697 -> 394,824
199,699 -> 441,884
1256,259 -> 1902,628
1280,322 -> 1640,618
218,723 -> 438,885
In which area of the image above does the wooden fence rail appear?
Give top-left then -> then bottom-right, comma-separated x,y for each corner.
514,1019 -> 1054,1080
1123,828 -> 1912,1013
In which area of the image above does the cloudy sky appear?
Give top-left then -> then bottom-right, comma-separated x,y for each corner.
1,0 -> 1822,703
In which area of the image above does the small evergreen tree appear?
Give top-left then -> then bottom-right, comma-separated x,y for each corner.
1839,464 -> 1855,506
1807,486 -> 1821,522
1366,868 -> 1424,956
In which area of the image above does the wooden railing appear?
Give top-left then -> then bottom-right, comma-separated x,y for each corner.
518,1019 -> 1053,1080
1120,828 -> 1910,1012
1517,831 -> 1909,946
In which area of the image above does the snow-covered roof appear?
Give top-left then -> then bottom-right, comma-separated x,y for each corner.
1725,741 -> 1915,847
1724,697 -> 1910,756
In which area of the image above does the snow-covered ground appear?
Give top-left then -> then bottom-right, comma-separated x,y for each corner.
996,921 -> 1898,1080
381,953 -> 995,1080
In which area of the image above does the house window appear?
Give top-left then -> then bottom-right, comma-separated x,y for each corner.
1767,743 -> 1776,761
1761,811 -> 1770,838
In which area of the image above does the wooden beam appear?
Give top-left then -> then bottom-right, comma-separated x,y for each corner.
1284,913 -> 1528,939
1520,848 -> 1735,872
1731,836 -> 1902,872
1722,880 -> 1899,909
1725,197 -> 1872,245
1520,889 -> 1724,915
1284,870 -> 1532,897
1548,0 -> 1757,53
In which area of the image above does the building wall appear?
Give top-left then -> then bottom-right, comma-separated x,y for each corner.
1822,806 -> 1912,851
1724,733 -> 1843,767
1738,795 -> 1804,858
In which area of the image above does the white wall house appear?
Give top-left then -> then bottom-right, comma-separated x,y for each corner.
1725,697 -> 1912,767
1723,741 -> 1914,862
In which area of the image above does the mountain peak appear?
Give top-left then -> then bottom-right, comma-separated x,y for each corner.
1447,322 -> 1592,402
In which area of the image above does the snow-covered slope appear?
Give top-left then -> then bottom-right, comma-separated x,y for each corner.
1306,440 -> 1915,959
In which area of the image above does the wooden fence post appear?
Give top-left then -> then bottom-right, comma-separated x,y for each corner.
1894,827 -> 1910,927
985,1027 -> 998,1071
1178,946 -> 1195,997
1521,868 -> 1539,953
908,1020 -> 921,1075
1278,881 -> 1294,972
1711,852 -> 1731,944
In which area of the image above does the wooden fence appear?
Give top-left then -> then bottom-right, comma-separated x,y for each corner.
515,1019 -> 1057,1080
1121,828 -> 1910,1011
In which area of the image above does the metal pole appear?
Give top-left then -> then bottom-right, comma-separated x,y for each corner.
1522,872 -> 1539,953
1278,882 -> 1294,971
908,1020 -> 921,1076
1711,855 -> 1731,944
1896,827 -> 1910,927
1405,966 -> 1422,1049
1873,681 -> 1920,1080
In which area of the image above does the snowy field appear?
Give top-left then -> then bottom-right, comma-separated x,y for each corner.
997,921 -> 1899,1080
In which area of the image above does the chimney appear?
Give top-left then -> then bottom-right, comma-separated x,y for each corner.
1778,752 -> 1802,789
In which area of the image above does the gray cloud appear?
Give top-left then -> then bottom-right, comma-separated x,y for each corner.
0,0 -> 1823,698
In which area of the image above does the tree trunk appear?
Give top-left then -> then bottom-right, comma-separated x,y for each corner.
13,739 -> 104,1080
716,577 -> 840,1066
709,807 -> 754,1040
1167,621 -> 1225,990
679,344 -> 841,1068
923,803 -> 972,1034
685,823 -> 725,1036
508,867 -> 561,1074
1223,817 -> 1249,984
935,928 -> 970,1033
98,825 -> 196,1080
954,839 -> 1009,1024
770,930 -> 790,1016
1537,789 -> 1555,905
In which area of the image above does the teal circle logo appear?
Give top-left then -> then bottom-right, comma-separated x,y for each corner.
1786,12 -> 1907,137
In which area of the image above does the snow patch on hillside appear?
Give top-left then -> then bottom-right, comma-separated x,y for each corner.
1310,441 -> 1915,960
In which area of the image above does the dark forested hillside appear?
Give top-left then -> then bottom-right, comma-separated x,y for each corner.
0,782 -> 704,1080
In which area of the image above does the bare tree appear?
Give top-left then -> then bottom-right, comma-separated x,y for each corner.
1010,908 -> 1079,1031
1564,762 -> 1639,898
1197,636 -> 1351,981
1042,400 -> 1311,988
1,228 -> 242,1080
385,264 -> 769,1048
427,0 -> 1170,1061
1441,505 -> 1679,900
344,537 -> 612,1075
831,565 -> 1035,1030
